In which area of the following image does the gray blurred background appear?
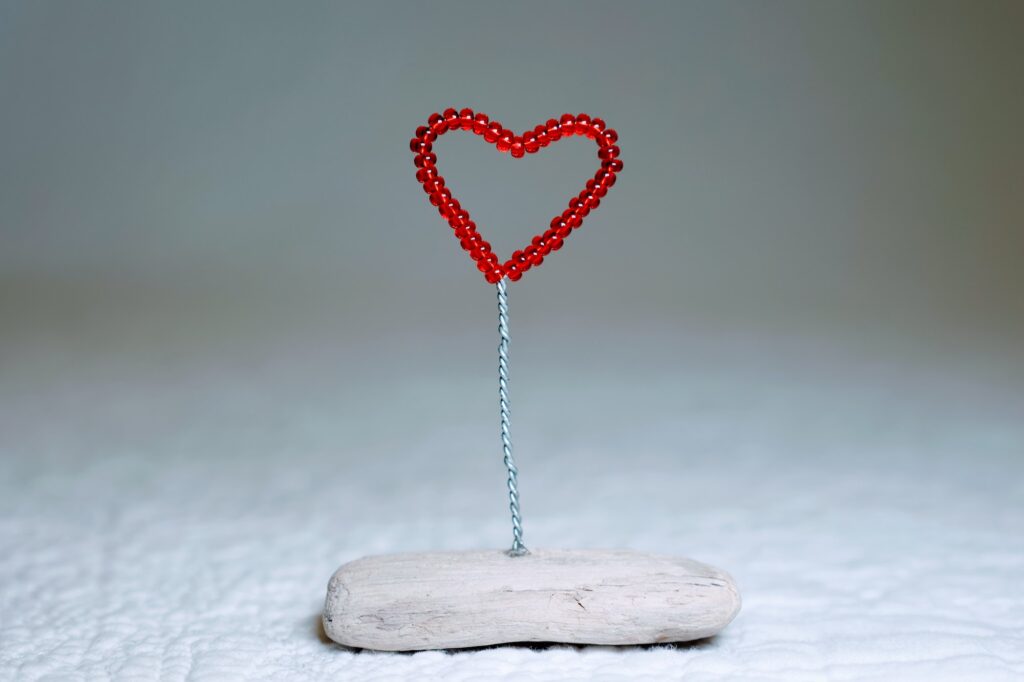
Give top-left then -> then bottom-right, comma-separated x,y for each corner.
1,2 -> 1023,677
3,0 -> 1021,347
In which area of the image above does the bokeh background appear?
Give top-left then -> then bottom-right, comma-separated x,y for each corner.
2,2 -> 1022,680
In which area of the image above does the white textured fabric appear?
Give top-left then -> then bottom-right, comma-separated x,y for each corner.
2,308 -> 1022,681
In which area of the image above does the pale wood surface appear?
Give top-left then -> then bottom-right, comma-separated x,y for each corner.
323,549 -> 741,651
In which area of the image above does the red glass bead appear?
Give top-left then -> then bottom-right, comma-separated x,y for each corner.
496,130 -> 514,153
477,240 -> 492,254
415,125 -> 437,143
560,113 -> 576,132
473,112 -> 489,134
442,107 -> 458,125
510,138 -> 525,158
413,152 -> 436,168
581,190 -> 599,209
416,167 -> 437,183
525,245 -> 544,267
574,113 -> 591,136
586,178 -> 607,198
409,138 -> 431,153
552,216 -> 572,237
602,158 -> 624,172
598,145 -> 620,160
477,259 -> 493,273
523,133 -> 539,154
591,117 -> 606,134
545,118 -> 561,140
428,112 -> 443,127
485,121 -> 502,144
460,234 -> 481,251
532,124 -> 549,147
506,263 -> 523,281
549,235 -> 564,251
438,199 -> 460,219
429,187 -> 450,206
459,107 -> 474,130
512,249 -> 528,265
603,128 -> 618,144
485,268 -> 504,284
562,208 -> 580,227
597,170 -> 617,188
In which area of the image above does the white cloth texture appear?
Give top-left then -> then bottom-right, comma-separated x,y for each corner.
2,308 -> 1022,682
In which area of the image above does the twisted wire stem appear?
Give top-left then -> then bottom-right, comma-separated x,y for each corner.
497,279 -> 527,556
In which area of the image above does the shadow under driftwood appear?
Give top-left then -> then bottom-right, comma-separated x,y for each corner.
313,612 -> 720,656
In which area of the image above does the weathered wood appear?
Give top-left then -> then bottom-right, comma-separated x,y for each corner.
323,549 -> 741,650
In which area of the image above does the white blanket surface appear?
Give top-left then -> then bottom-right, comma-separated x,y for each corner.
2,309 -> 1021,681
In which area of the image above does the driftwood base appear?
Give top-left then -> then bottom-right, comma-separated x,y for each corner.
323,549 -> 741,651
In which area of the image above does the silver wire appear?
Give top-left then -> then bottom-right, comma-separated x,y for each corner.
497,278 -> 527,556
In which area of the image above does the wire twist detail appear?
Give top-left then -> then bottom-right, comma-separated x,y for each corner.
497,279 -> 527,556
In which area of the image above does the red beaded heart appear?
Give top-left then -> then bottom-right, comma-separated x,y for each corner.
411,108 -> 622,283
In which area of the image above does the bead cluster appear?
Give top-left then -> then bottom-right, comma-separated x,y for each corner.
410,108 -> 621,283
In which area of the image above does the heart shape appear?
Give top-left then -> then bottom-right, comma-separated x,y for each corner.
410,108 -> 622,284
